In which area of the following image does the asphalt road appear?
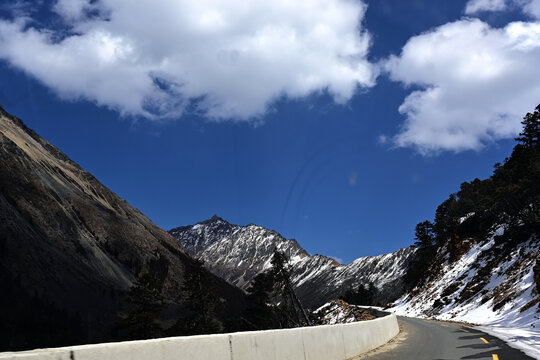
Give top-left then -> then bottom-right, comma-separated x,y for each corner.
359,316 -> 534,360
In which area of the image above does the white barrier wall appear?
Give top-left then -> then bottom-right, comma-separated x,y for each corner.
0,314 -> 399,360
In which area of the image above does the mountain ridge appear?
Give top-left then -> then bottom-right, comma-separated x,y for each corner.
169,216 -> 415,308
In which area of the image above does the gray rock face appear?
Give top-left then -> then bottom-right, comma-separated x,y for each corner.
170,217 -> 416,308
0,107 -> 244,349
170,216 -> 308,289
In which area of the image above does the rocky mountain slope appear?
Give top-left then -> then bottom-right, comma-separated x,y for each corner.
170,216 -> 415,308
0,107 -> 244,351
170,215 -> 309,289
391,226 -> 539,321
391,225 -> 539,357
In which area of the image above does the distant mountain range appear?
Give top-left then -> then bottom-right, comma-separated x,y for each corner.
170,215 -> 415,308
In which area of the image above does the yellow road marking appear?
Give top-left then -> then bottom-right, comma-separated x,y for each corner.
492,354 -> 499,360
481,337 -> 490,344
461,328 -> 470,333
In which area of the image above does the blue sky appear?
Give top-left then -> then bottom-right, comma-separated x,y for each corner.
0,0 -> 538,263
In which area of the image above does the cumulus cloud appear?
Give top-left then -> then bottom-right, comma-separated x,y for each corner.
385,19 -> 540,154
465,0 -> 540,18
0,0 -> 375,120
53,0 -> 98,22
465,0 -> 507,14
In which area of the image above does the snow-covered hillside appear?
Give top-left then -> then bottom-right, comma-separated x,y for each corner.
390,226 -> 540,358
170,216 -> 415,308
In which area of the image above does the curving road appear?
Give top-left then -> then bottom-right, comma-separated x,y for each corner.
359,316 -> 534,360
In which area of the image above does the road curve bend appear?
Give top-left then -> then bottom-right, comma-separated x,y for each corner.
356,316 -> 534,360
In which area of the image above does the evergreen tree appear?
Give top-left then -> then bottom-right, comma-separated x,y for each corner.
414,220 -> 437,248
269,249 -> 311,327
340,283 -> 378,305
515,104 -> 540,148
433,195 -> 459,244
117,273 -> 165,340
243,249 -> 310,329
169,259 -> 221,335
244,271 -> 278,330
404,221 -> 437,289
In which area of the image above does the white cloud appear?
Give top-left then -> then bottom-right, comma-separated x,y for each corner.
53,0 -> 96,22
465,0 -> 540,19
0,0 -> 43,18
385,19 -> 540,154
465,0 -> 507,14
522,0 -> 540,18
0,0 -> 375,120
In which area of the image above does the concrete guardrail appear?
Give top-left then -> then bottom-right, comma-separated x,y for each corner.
0,313 -> 399,360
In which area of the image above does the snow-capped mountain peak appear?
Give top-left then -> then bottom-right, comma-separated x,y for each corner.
169,217 -> 415,308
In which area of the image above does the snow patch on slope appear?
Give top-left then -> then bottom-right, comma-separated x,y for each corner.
390,231 -> 540,359
313,299 -> 376,325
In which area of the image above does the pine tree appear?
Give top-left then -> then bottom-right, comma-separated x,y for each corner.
515,104 -> 540,148
243,249 -> 311,329
117,273 -> 165,340
340,282 -> 378,305
404,221 -> 437,289
269,249 -> 311,327
169,259 -> 221,335
434,195 -> 459,244
414,221 -> 436,248
244,271 -> 278,330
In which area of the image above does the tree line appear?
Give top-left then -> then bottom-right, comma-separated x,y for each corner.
115,248 -> 314,339
116,247 -> 380,339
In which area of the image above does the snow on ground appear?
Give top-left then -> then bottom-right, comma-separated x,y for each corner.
392,291 -> 540,359
479,325 -> 539,359
389,233 -> 540,359
471,269 -> 540,359
313,300 -> 376,325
